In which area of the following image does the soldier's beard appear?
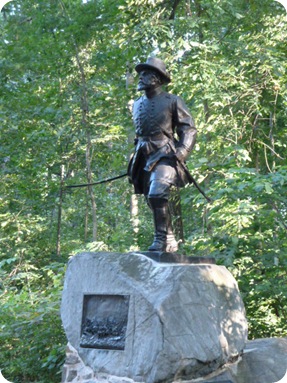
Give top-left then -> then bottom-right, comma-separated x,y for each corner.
137,81 -> 151,91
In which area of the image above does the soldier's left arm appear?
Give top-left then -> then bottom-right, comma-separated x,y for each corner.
173,96 -> 197,162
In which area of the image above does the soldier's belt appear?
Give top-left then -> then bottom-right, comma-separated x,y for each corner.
138,132 -> 166,141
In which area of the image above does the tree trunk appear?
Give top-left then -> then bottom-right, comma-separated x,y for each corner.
130,194 -> 139,235
169,188 -> 184,243
74,40 -> 97,240
130,194 -> 140,249
56,164 -> 64,256
86,130 -> 97,241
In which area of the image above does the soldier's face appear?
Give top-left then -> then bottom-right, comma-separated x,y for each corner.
137,70 -> 161,91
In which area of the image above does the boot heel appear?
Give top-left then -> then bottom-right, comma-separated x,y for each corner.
148,240 -> 166,252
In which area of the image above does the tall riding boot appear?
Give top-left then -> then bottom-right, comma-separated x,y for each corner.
148,198 -> 178,253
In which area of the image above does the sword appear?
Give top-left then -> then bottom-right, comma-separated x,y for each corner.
177,161 -> 212,203
64,163 -> 211,203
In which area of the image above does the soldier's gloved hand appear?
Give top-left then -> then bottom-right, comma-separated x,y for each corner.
175,147 -> 188,162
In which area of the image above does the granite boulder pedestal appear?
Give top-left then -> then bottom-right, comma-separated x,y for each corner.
60,252 -> 248,383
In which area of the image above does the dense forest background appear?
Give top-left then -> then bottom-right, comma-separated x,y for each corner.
1,0 -> 287,382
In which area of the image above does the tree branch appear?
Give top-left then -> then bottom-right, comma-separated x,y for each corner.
169,0 -> 182,20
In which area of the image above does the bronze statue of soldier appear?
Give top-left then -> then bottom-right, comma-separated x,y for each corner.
128,57 -> 197,253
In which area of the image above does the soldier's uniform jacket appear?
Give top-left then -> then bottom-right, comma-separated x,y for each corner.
128,90 -> 197,194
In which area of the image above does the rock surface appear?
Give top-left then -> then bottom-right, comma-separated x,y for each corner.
187,337 -> 287,383
61,252 -> 248,383
61,338 -> 287,383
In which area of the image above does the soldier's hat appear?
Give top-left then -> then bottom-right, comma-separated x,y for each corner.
135,57 -> 171,83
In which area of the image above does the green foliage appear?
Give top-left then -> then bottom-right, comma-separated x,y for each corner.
1,0 -> 287,381
0,262 -> 66,383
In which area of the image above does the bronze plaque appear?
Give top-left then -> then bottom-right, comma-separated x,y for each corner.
80,294 -> 130,350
